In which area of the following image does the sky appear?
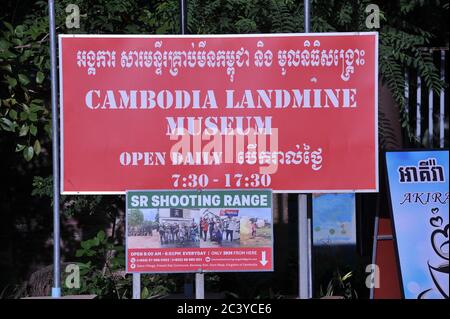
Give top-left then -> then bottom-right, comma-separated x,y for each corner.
142,209 -> 158,221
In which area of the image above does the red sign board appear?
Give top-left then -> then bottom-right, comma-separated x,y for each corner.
59,33 -> 378,193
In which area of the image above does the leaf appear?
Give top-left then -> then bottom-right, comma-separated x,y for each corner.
19,124 -> 29,136
30,103 -> 43,112
19,111 -> 28,121
12,38 -> 23,46
80,241 -> 91,250
44,123 -> 51,136
19,48 -> 33,63
18,74 -> 30,86
15,144 -> 26,152
28,112 -> 37,122
36,71 -> 45,84
34,140 -> 41,155
342,271 -> 353,281
0,63 -> 12,72
92,237 -> 100,246
3,22 -> 14,33
2,49 -> 17,59
32,99 -> 44,104
14,25 -> 24,38
75,249 -> 84,257
97,230 -> 106,242
6,76 -> 17,88
30,124 -> 37,136
23,146 -> 34,161
141,287 -> 149,299
9,109 -> 17,120
0,117 -> 15,132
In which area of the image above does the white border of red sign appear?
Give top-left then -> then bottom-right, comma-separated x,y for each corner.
58,32 -> 379,195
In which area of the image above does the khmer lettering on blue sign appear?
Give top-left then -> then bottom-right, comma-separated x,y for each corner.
386,150 -> 449,299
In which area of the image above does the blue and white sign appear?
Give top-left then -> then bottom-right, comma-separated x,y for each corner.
386,150 -> 449,299
312,193 -> 356,246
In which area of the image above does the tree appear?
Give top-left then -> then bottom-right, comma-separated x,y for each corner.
128,209 -> 144,227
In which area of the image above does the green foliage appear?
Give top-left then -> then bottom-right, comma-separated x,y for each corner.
379,24 -> 443,143
71,230 -> 129,298
63,195 -> 104,217
31,175 -> 52,197
319,270 -> 358,299
31,174 -> 126,222
0,0 -> 179,162
76,230 -> 109,258
68,231 -> 174,299
0,14 -> 51,161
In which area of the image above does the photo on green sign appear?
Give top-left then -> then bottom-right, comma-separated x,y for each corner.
127,207 -> 272,249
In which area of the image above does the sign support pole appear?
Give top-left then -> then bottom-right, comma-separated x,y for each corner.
132,273 -> 141,299
298,194 -> 312,298
48,0 -> 61,298
195,273 -> 205,299
298,0 -> 313,300
179,0 -> 201,299
180,0 -> 187,34
304,0 -> 310,33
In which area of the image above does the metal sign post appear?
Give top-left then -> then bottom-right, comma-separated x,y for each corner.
180,0 -> 187,35
195,273 -> 205,299
298,0 -> 313,300
304,0 -> 310,33
132,273 -> 141,299
298,195 -> 312,298
178,0 -> 200,300
48,0 -> 61,298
